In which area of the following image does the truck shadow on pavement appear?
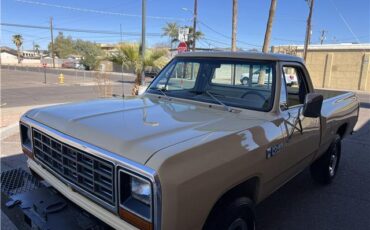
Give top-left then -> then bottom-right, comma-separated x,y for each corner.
255,119 -> 370,230
360,102 -> 370,109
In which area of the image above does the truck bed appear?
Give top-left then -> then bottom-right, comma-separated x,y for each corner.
315,89 -> 359,161
315,88 -> 350,100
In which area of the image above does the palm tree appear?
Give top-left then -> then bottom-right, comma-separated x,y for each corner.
231,0 -> 238,51
186,27 -> 204,50
259,0 -> 277,85
12,34 -> 23,63
110,43 -> 169,95
34,43 -> 40,55
162,22 -> 179,49
262,0 -> 277,53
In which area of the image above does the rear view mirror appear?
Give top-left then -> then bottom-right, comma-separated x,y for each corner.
303,93 -> 323,118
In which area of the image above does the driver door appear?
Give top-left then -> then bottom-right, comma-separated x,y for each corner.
279,63 -> 321,177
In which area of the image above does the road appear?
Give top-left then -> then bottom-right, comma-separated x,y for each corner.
1,69 -> 138,108
1,69 -> 370,229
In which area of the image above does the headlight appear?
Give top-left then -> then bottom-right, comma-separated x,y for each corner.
131,176 -> 152,205
20,123 -> 33,157
119,169 -> 153,230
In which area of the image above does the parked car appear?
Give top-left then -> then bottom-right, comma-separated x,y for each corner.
240,67 -> 297,86
145,66 -> 160,78
75,63 -> 86,70
283,66 -> 298,86
20,52 -> 359,230
61,61 -> 75,69
62,60 -> 86,70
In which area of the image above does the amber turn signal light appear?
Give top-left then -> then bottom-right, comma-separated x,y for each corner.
119,207 -> 152,230
22,146 -> 34,159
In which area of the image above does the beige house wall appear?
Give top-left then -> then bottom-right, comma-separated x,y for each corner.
272,44 -> 370,92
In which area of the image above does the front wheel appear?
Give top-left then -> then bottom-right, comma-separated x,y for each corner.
204,197 -> 255,230
310,134 -> 341,184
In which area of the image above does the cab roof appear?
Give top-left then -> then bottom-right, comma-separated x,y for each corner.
176,51 -> 304,63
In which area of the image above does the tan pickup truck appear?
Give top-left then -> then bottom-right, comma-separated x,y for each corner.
20,52 -> 359,230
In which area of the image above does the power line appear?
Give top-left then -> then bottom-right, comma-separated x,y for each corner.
1,23 -> 162,37
272,37 -> 304,43
55,1 -> 141,26
202,37 -> 230,46
15,0 -> 186,21
328,0 -> 362,44
198,20 -> 261,47
2,29 -> 49,40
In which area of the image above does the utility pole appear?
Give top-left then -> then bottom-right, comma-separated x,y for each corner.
192,0 -> 198,51
303,0 -> 314,61
50,17 -> 55,68
320,30 -> 327,45
141,0 -> 146,86
262,0 -> 277,53
231,0 -> 238,51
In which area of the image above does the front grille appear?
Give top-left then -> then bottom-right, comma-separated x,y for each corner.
32,128 -> 115,207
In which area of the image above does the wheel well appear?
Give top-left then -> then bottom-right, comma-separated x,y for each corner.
337,123 -> 348,139
204,177 -> 259,227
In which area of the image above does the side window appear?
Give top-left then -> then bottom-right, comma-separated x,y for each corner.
282,66 -> 308,107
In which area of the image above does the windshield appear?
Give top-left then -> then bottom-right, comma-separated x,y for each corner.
147,58 -> 276,111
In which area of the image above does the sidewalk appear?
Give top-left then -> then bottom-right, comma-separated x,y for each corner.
1,104 -> 61,140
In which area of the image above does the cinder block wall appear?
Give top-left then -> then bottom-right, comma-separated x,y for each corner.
272,45 -> 370,92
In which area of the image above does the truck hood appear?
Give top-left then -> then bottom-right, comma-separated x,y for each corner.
25,95 -> 266,164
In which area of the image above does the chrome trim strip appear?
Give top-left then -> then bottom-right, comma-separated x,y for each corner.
20,115 -> 162,230
19,121 -> 33,152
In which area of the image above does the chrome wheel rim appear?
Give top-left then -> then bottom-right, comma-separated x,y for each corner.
329,147 -> 338,177
228,218 -> 248,230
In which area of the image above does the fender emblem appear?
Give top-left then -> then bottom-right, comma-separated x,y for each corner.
266,143 -> 283,159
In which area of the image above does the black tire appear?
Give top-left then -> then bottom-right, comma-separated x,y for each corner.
310,134 -> 341,184
204,197 -> 255,230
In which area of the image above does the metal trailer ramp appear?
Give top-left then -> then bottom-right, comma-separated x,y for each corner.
1,168 -> 111,230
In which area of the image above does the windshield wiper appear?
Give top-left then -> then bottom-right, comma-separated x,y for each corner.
155,88 -> 171,101
205,91 -> 232,112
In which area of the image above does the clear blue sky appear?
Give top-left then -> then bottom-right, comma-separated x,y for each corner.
1,0 -> 369,51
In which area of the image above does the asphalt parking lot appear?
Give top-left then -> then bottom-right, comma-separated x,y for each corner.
1,68 -> 137,108
256,104 -> 370,230
1,68 -> 370,229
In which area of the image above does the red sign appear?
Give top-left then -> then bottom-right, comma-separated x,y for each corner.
177,42 -> 188,53
42,63 -> 47,68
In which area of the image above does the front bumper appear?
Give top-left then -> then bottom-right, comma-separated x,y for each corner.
28,159 -> 138,230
